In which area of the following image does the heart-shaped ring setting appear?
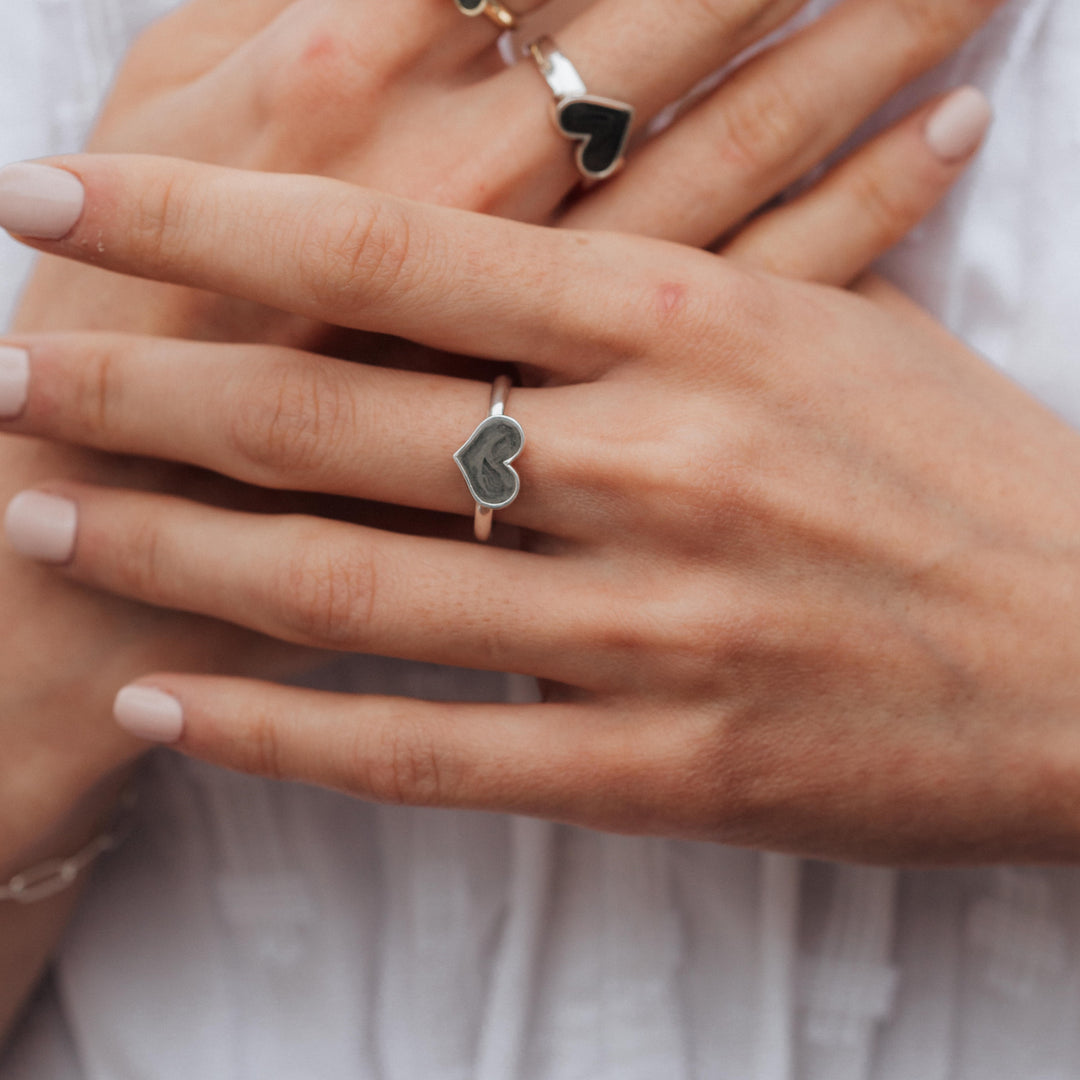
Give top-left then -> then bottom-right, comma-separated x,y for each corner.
454,414 -> 525,511
528,36 -> 635,182
555,97 -> 634,181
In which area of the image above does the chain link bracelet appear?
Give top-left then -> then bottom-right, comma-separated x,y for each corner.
0,790 -> 136,905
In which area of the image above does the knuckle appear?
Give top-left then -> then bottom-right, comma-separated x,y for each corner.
226,359 -> 354,481
848,167 -> 920,247
110,510 -> 166,600
274,531 -> 377,650
131,169 -> 196,266
623,418 -> 758,541
67,338 -> 122,438
890,0 -> 1000,63
247,709 -> 288,783
719,76 -> 818,173
677,443 -> 759,534
681,0 -> 801,40
266,33 -> 372,115
681,0 -> 751,32
297,196 -> 419,314
361,714 -> 452,807
259,15 -> 422,121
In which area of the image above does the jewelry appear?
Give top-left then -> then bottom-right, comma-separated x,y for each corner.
454,0 -> 518,32
1,790 -> 136,905
454,375 -> 525,542
527,35 -> 634,181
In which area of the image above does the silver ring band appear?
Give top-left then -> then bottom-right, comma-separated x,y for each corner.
528,35 -> 634,181
454,0 -> 518,31
454,375 -> 525,543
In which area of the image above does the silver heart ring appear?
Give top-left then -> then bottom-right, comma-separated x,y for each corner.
454,375 -> 525,542
527,35 -> 634,181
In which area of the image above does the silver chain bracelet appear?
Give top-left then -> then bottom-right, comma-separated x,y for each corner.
0,790 -> 136,905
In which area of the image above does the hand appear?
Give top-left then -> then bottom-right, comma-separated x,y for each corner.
0,0 -> 1000,855
17,0 -> 1007,337
7,153 -> 1080,866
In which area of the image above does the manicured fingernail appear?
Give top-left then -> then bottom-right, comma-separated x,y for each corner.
114,685 -> 185,744
925,87 -> 992,163
0,346 -> 29,418
0,163 -> 85,239
3,490 -> 77,563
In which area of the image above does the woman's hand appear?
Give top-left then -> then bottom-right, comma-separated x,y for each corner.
0,0 -> 1001,854
17,0 -> 1006,337
0,0 -> 1003,1041
6,154 -> 1080,866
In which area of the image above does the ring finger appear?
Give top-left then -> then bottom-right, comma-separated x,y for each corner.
0,334 -> 589,532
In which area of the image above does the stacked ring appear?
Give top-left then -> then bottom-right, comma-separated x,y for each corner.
454,376 -> 525,542
528,35 -> 634,181
454,0 -> 518,31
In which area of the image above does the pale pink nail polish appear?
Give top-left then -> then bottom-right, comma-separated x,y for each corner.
0,163 -> 85,240
114,685 -> 185,744
925,87 -> 993,163
3,490 -> 77,563
0,346 -> 29,418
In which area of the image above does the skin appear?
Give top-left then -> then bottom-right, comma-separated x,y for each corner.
0,0 -> 1005,1045
7,151 -> 1080,873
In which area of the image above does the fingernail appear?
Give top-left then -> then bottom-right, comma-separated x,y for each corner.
0,346 -> 29,418
114,685 -> 185,743
0,163 -> 85,240
925,87 -> 993,163
3,490 -> 77,563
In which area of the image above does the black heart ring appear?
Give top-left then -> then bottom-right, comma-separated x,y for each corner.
528,35 -> 634,182
454,375 -> 525,542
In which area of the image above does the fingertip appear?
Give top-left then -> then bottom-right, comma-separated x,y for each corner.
114,684 -> 185,744
4,489 -> 78,564
0,162 -> 86,241
924,86 -> 993,165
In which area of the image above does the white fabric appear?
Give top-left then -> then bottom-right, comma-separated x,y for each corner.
1,0 -> 1079,1076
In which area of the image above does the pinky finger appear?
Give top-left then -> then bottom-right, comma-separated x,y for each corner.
113,677 -> 641,828
723,86 -> 992,286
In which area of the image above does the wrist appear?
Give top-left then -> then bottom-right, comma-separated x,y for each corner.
0,761 -> 136,885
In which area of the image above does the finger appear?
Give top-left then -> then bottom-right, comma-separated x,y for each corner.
0,334 -> 577,529
564,0 -> 1005,244
2,484 -> 606,686
471,0 -> 813,217
0,155 -> 679,376
723,87 -> 992,285
538,0 -> 809,124
111,677 -> 661,830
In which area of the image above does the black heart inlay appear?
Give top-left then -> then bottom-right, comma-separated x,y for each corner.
454,415 -> 525,510
556,97 -> 633,180
455,0 -> 486,11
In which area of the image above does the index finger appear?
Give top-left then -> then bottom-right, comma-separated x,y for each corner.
0,156 -> 696,375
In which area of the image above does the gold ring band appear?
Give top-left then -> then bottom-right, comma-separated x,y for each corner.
454,0 -> 518,31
